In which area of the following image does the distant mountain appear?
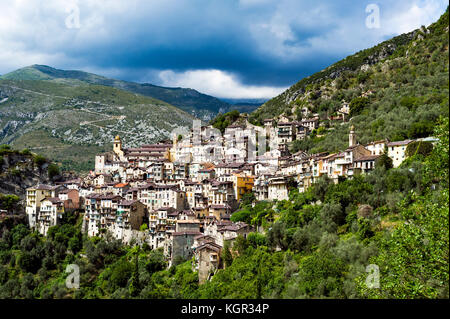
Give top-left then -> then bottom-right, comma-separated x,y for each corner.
250,8 -> 449,154
0,78 -> 195,172
1,65 -> 233,121
219,98 -> 265,114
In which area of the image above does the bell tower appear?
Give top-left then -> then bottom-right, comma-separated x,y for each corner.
113,135 -> 124,158
349,125 -> 357,147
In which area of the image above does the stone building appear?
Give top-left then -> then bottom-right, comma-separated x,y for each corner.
194,241 -> 222,284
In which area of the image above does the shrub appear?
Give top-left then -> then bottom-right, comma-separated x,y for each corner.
349,97 -> 369,117
21,149 -> 32,156
406,141 -> 434,157
375,154 -> 393,170
0,194 -> 20,211
47,163 -> 60,179
145,250 -> 166,274
33,155 -> 47,167
110,259 -> 133,289
17,251 -> 41,273
247,233 -> 267,248
408,121 -> 434,138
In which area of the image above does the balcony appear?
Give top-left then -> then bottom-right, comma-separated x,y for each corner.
334,158 -> 351,165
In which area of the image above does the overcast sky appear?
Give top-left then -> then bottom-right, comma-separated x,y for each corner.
0,0 -> 447,99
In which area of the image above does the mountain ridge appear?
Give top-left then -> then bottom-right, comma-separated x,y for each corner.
0,65 -> 252,120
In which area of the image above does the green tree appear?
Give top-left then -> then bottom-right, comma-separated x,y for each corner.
408,121 -> 434,139
145,249 -> 167,274
240,192 -> 256,207
375,154 -> 393,170
349,97 -> 369,117
405,141 -> 434,158
33,155 -> 47,167
221,241 -> 233,268
48,163 -> 60,180
110,259 -> 133,289
0,194 -> 20,211
129,249 -> 140,297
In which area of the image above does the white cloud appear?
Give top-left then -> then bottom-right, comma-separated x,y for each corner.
381,1 -> 446,34
158,69 -> 288,99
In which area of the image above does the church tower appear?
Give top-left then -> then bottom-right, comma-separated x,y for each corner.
349,125 -> 357,147
113,135 -> 124,158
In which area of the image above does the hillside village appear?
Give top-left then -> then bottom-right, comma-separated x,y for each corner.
22,110 -> 436,283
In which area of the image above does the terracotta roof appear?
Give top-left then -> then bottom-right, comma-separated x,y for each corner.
354,155 -> 381,161
106,194 -> 123,200
365,140 -> 386,145
167,210 -> 179,217
344,145 -> 361,151
86,193 -> 101,199
35,184 -> 59,190
119,200 -> 137,206
194,234 -> 214,240
387,140 -> 414,147
180,210 -> 195,216
196,242 -> 222,252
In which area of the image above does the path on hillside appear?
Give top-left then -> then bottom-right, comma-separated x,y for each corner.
8,84 -> 129,131
27,145 -> 67,150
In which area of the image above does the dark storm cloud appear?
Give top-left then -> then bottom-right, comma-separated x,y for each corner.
0,0 -> 447,97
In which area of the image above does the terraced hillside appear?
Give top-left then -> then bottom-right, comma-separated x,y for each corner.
0,80 -> 195,172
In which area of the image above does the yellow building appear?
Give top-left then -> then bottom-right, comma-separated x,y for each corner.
387,140 -> 414,168
232,173 -> 255,201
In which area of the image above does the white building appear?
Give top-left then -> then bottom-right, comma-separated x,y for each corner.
387,140 -> 414,168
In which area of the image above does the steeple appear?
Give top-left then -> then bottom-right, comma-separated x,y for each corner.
349,125 -> 357,147
113,135 -> 123,157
